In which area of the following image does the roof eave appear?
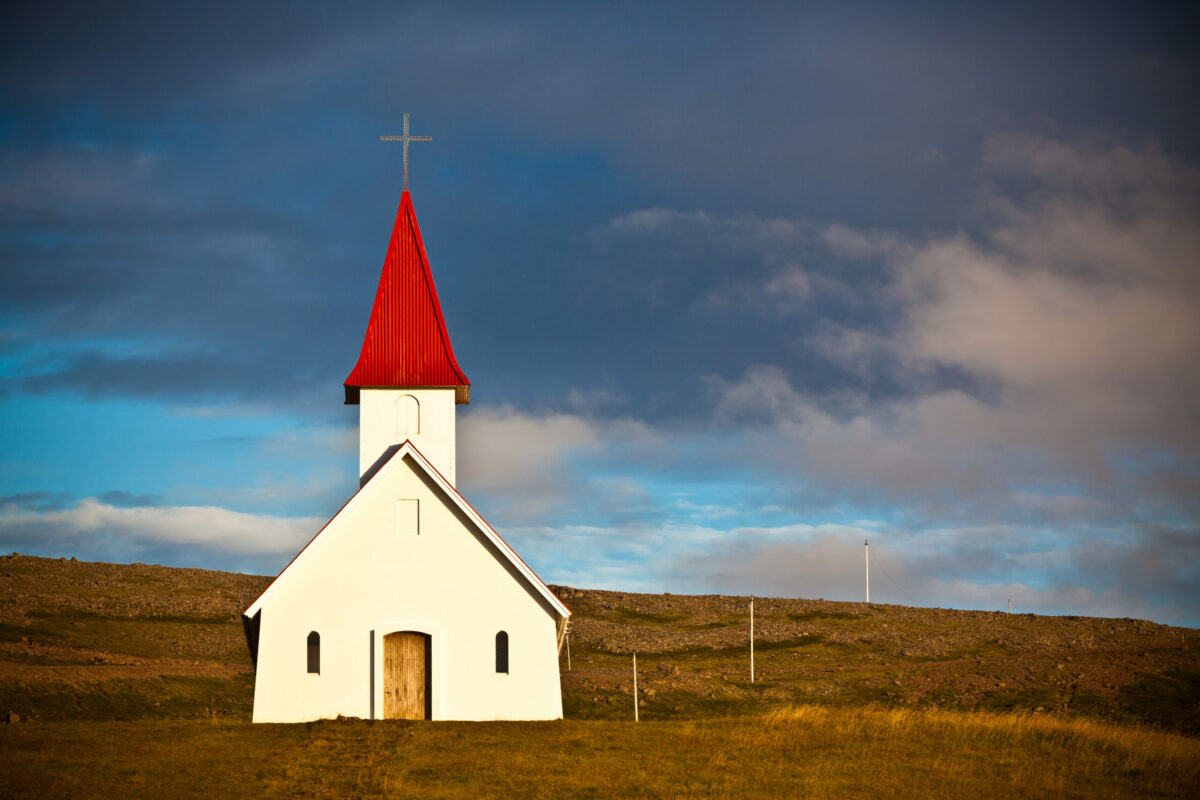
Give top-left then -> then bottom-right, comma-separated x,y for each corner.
343,384 -> 470,405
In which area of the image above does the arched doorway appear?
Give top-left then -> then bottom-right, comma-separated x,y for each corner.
383,631 -> 432,720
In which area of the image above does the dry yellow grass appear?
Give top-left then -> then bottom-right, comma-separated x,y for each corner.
749,705 -> 1200,798
2,705 -> 1197,799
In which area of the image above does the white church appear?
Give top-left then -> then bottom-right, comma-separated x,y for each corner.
242,170 -> 571,722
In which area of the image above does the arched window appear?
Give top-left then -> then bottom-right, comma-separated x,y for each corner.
395,394 -> 420,435
495,631 -> 509,674
307,631 -> 320,674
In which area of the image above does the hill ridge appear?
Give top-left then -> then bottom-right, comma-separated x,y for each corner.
1,553 -> 1197,735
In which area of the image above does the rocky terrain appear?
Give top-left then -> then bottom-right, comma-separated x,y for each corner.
552,584 -> 1198,732
0,554 -> 1196,733
0,554 -> 265,692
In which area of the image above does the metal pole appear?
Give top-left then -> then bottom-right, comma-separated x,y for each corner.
566,633 -> 571,670
750,597 -> 755,683
1008,597 -> 1011,615
865,539 -> 870,604
633,653 -> 639,722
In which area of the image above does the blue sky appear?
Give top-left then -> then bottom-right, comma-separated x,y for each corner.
2,2 -> 1198,624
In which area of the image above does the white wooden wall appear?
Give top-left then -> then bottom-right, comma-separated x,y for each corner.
250,452 -> 563,722
359,388 -> 457,485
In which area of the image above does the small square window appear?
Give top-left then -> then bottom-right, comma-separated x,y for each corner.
397,499 -> 419,535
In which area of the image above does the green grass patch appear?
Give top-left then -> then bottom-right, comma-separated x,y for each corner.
28,609 -> 235,625
0,673 -> 254,722
911,640 -> 1016,662
562,686 -> 635,720
0,609 -> 247,663
601,608 -> 688,624
786,610 -> 858,622
1118,668 -> 1200,736
0,620 -> 67,644
0,651 -> 94,666
661,634 -> 830,660
980,686 -> 1065,713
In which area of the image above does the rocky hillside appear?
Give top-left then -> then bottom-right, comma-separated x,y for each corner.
552,585 -> 1199,733
0,555 -> 1196,733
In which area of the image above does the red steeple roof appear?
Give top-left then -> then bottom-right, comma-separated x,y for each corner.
344,191 -> 470,405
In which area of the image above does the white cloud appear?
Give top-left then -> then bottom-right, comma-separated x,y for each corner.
763,265 -> 812,301
476,135 -> 1200,624
706,135 -> 1200,506
821,223 -> 910,260
458,406 -> 600,494
493,510 -> 1197,623
609,207 -> 714,233
0,498 -> 321,563
173,470 -> 353,516
886,136 -> 1200,466
669,526 -> 1197,624
457,406 -> 665,524
609,206 -> 809,256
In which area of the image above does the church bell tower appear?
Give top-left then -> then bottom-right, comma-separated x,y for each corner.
343,187 -> 470,485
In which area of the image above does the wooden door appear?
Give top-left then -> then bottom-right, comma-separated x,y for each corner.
384,632 -> 429,720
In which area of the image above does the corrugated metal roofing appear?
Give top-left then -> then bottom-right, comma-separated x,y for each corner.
344,191 -> 470,404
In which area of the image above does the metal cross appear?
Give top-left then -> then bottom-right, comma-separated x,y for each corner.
380,113 -> 432,191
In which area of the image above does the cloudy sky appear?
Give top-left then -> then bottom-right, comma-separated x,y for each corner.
2,2 -> 1198,624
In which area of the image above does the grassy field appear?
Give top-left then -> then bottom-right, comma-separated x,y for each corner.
3,707 -> 1197,799
1,554 -> 1198,798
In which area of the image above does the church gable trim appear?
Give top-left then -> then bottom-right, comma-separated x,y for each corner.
244,440 -> 570,620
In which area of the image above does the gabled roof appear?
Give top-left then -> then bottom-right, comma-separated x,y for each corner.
243,440 -> 570,620
344,191 -> 470,405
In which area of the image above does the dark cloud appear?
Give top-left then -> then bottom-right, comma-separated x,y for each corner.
95,490 -> 159,508
2,4 -> 1198,419
0,491 -> 73,512
2,4 -> 1198,621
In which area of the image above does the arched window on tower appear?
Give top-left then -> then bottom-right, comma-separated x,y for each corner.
495,631 -> 509,674
395,394 -> 420,436
307,631 -> 320,674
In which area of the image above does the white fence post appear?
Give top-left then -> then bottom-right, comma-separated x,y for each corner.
633,653 -> 639,722
865,539 -> 870,604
